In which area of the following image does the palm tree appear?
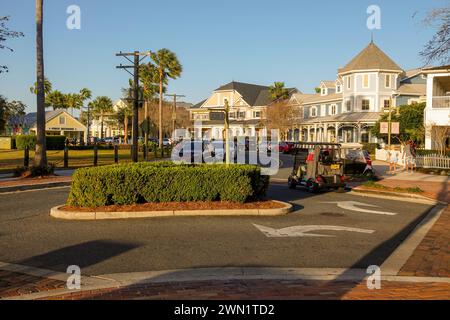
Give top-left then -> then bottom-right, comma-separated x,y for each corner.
30,77 -> 52,96
139,63 -> 160,149
79,88 -> 92,142
90,96 -> 113,139
269,82 -> 290,101
150,49 -> 182,148
45,90 -> 66,110
34,0 -> 47,167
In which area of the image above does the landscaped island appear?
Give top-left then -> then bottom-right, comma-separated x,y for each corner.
51,162 -> 293,219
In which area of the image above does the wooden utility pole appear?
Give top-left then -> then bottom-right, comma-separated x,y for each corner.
116,51 -> 150,162
166,93 -> 185,135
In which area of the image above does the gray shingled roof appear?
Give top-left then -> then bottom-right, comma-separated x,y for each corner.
192,81 -> 298,109
301,112 -> 382,124
338,42 -> 403,74
8,109 -> 66,127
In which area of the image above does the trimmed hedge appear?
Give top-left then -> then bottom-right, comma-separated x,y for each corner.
67,162 -> 270,207
15,135 -> 66,150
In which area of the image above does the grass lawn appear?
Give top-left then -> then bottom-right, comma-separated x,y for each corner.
0,149 -> 161,173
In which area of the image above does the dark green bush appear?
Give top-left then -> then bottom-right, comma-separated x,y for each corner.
15,135 -> 66,150
67,162 -> 270,207
16,135 -> 36,150
46,136 -> 66,150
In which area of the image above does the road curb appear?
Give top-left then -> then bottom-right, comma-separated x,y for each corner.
0,181 -> 72,194
350,187 -> 445,205
50,200 -> 293,220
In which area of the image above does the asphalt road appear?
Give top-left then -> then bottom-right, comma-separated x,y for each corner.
0,182 -> 434,276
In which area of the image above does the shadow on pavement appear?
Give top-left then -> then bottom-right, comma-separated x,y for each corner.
15,240 -> 141,272
70,204 -> 436,300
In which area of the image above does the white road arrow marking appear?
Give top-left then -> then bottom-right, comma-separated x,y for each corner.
322,201 -> 398,216
253,224 -> 375,238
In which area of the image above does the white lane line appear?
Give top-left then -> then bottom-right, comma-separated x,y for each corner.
253,223 -> 375,238
322,201 -> 398,216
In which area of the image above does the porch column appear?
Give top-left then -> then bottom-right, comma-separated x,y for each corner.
357,123 -> 362,143
335,122 -> 339,143
314,124 -> 317,142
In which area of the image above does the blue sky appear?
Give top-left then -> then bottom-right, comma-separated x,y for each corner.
0,0 -> 447,113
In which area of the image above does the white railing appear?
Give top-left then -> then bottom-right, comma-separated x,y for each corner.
432,96 -> 450,108
416,154 -> 450,169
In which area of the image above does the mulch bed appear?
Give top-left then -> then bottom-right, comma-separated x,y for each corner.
62,200 -> 285,212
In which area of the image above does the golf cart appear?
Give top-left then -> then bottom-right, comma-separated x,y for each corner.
288,142 -> 346,192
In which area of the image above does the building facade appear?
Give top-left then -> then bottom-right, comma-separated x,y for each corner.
423,65 -> 450,149
287,41 -> 427,143
189,82 -> 298,139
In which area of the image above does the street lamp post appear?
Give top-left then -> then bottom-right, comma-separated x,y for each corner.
224,99 -> 230,165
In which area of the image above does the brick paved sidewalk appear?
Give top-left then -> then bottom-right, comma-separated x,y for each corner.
399,205 -> 450,278
0,270 -> 66,298
40,279 -> 450,300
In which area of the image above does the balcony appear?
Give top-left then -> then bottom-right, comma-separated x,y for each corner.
432,96 -> 450,108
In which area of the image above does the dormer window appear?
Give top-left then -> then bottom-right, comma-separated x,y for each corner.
336,85 -> 342,93
321,87 -> 327,96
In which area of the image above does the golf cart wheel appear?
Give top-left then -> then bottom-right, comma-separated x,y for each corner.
364,170 -> 374,178
288,177 -> 297,189
306,181 -> 317,193
336,187 -> 345,193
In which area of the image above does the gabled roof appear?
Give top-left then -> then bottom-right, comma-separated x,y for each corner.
320,81 -> 336,88
397,83 -> 426,96
193,81 -> 298,108
299,93 -> 343,105
214,81 -> 271,106
338,42 -> 403,74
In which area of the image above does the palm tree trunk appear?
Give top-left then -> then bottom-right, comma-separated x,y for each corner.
124,116 -> 128,144
34,0 -> 47,167
100,113 -> 104,139
159,73 -> 163,149
144,100 -> 149,149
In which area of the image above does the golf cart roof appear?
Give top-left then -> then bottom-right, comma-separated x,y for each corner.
291,142 -> 342,149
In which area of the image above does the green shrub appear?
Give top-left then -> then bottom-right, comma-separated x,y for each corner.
16,135 -> 36,150
46,136 -> 66,150
15,135 -> 66,150
67,162 -> 270,207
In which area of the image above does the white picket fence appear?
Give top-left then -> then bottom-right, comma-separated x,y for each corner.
416,154 -> 450,169
375,149 -> 450,169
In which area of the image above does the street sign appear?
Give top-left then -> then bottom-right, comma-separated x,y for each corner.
391,122 -> 400,134
380,122 -> 389,134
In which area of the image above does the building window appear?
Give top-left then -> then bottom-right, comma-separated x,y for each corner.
311,107 -> 317,117
336,85 -> 342,93
362,99 -> 370,110
59,116 -> 66,125
229,112 -> 236,119
253,111 -> 261,118
321,88 -> 326,95
385,74 -> 391,88
238,111 -> 246,119
384,99 -> 391,110
346,76 -> 351,89
362,74 -> 369,88
330,104 -> 337,115
346,100 -> 352,112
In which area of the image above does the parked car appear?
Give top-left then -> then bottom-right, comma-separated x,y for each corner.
341,147 -> 374,176
277,141 -> 294,153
